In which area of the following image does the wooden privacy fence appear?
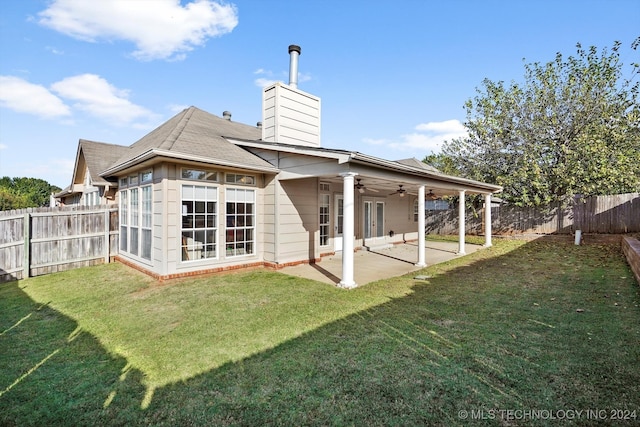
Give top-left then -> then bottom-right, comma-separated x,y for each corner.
0,205 -> 118,282
426,193 -> 640,236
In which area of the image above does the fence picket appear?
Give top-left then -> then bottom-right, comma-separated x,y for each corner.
427,193 -> 639,236
0,205 -> 119,282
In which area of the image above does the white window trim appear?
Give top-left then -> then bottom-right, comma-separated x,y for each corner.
180,184 -> 219,263
224,187 -> 256,258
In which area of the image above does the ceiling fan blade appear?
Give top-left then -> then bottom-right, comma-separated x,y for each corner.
367,188 -> 379,193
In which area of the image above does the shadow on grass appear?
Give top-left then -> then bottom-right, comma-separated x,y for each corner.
2,240 -> 639,426
0,281 -> 148,426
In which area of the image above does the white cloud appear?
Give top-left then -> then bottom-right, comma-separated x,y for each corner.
254,68 -> 311,88
415,119 -> 466,134
254,69 -> 279,87
365,119 -> 468,155
0,144 -> 8,150
0,75 -> 71,119
168,104 -> 190,114
46,46 -> 64,55
38,0 -> 238,61
51,74 -> 158,126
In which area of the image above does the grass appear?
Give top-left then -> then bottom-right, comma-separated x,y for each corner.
1,239 -> 639,426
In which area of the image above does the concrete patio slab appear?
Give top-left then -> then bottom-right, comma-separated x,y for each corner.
280,241 -> 485,286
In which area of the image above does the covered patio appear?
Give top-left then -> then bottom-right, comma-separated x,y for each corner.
281,240 -> 485,286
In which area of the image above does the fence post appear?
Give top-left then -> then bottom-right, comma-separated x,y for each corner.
23,212 -> 31,278
104,208 -> 110,263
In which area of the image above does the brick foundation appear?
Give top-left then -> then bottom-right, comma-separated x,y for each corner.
114,255 -> 323,281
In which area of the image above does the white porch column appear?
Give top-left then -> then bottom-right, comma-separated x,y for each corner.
339,172 -> 357,288
484,193 -> 493,247
457,190 -> 466,255
416,185 -> 426,267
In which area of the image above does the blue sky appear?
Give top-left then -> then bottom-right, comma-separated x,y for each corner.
0,0 -> 638,188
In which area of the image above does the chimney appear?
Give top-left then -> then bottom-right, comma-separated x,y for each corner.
256,121 -> 262,128
288,45 -> 301,89
222,111 -> 232,120
261,44 -> 320,147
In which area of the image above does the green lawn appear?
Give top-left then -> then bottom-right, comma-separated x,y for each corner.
1,239 -> 639,426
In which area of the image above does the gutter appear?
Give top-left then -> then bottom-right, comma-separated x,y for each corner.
100,148 -> 281,178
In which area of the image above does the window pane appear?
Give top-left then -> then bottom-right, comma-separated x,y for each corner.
183,185 -> 194,199
130,228 -> 139,255
181,184 -> 217,261
142,229 -> 152,260
120,227 -> 127,251
206,187 -> 217,200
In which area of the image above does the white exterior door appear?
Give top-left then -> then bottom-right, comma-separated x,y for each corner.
334,194 -> 343,251
363,199 -> 385,243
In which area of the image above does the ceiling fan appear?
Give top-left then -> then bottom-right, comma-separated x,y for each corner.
355,178 -> 379,193
426,189 -> 438,200
389,185 -> 407,197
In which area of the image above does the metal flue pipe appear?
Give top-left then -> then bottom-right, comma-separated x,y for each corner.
288,45 -> 301,88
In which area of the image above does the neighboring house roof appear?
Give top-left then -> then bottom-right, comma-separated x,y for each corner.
102,107 -> 278,177
79,139 -> 129,186
54,139 -> 128,198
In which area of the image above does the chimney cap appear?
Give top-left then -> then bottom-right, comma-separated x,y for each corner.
257,121 -> 262,128
222,111 -> 231,120
288,45 -> 301,55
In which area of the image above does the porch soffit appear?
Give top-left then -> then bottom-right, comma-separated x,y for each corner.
280,164 -> 500,197
229,138 -> 501,196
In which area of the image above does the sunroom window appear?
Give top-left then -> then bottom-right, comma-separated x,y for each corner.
181,185 -> 218,261
225,188 -> 255,257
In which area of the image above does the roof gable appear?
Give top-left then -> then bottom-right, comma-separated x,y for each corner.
74,139 -> 129,186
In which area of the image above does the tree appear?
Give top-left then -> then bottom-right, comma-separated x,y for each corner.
0,177 -> 62,210
440,39 -> 640,207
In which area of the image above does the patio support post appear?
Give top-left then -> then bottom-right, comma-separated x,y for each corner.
338,172 -> 357,288
484,193 -> 492,247
416,185 -> 426,267
457,190 -> 466,255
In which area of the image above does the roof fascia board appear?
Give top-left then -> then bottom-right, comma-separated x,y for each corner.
100,149 -> 280,177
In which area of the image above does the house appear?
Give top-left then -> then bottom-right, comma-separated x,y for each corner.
62,45 -> 502,287
54,139 -> 129,206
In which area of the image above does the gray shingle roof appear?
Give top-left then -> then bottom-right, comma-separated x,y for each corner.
104,107 -> 273,175
79,139 -> 129,185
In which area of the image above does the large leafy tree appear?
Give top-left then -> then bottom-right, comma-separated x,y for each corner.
0,177 -> 62,210
440,39 -> 640,207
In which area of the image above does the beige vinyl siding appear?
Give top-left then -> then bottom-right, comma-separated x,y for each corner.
261,176 -> 276,263
277,178 -> 319,263
262,83 -> 320,147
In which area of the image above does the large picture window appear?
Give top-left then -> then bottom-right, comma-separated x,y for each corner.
225,188 -> 255,257
181,185 -> 218,261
